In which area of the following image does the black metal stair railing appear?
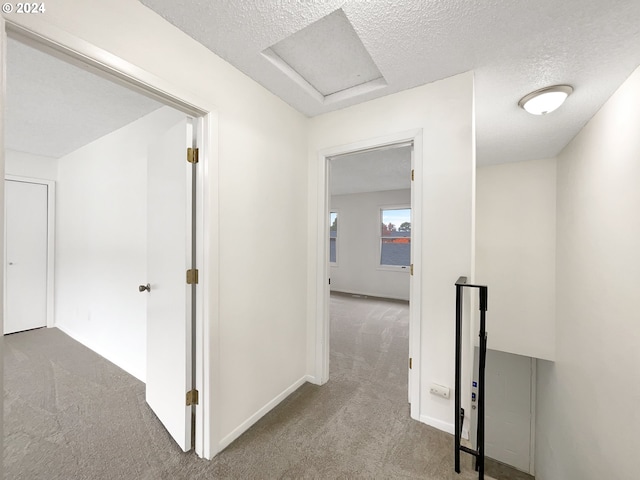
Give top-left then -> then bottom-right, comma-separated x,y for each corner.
454,276 -> 488,480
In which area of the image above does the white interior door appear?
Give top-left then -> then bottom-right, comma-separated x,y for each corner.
4,180 -> 48,335
145,117 -> 194,452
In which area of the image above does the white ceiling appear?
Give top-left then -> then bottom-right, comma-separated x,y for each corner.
267,9 -> 384,97
140,0 -> 640,165
330,145 -> 411,196
6,38 -> 164,159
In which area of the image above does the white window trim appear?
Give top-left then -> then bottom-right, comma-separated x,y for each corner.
378,204 -> 411,270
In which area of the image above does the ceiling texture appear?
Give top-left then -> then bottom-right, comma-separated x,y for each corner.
140,0 -> 640,165
330,145 -> 412,196
6,38 -> 163,159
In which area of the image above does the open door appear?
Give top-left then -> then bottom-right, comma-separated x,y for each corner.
144,117 -> 195,452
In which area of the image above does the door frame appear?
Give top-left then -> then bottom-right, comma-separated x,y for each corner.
4,175 -> 55,330
0,17 -> 219,459
314,129 -> 423,420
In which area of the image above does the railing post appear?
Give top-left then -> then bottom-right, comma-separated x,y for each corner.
454,279 -> 465,473
477,286 -> 488,477
453,278 -> 488,480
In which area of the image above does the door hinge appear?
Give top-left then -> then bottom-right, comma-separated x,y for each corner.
186,268 -> 199,285
186,389 -> 199,406
410,264 -> 414,276
411,169 -> 414,181
187,147 -> 199,164
409,357 -> 413,369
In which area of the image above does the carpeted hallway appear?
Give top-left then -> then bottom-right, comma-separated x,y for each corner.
4,294 -> 528,479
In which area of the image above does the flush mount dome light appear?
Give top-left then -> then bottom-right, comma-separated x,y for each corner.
518,85 -> 573,115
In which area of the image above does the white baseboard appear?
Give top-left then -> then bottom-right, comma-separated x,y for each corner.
419,414 -> 469,440
420,414 -> 455,435
330,289 -> 409,302
217,375 -> 308,452
304,374 -> 320,385
54,323 -> 146,382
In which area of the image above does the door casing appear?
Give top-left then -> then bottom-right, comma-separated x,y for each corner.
0,17 -> 219,459
313,129 -> 424,421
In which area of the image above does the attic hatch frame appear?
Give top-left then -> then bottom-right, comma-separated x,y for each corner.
314,129 -> 424,421
0,17 -> 220,460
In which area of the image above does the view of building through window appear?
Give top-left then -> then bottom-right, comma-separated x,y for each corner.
330,212 -> 338,263
381,208 -> 411,266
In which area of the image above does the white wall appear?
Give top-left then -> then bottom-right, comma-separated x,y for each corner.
536,66 -> 640,480
482,349 -> 533,473
475,158 -> 556,360
330,189 -> 411,300
5,149 -> 58,180
11,0 -> 309,456
55,106 -> 184,382
308,72 -> 475,433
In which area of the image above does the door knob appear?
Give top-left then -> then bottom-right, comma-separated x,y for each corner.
139,283 -> 150,292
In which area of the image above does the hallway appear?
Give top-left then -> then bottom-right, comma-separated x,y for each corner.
3,296 -> 525,479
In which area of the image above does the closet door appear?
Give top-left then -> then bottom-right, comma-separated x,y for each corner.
5,179 -> 48,335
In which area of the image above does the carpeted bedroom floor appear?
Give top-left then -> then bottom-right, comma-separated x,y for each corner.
4,293 -> 530,479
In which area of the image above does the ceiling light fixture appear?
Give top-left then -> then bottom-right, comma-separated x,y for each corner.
518,85 -> 573,115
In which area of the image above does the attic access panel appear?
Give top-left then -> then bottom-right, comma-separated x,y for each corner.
264,9 -> 387,102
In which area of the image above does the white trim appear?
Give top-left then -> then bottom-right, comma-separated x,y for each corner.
376,265 -> 411,273
182,119 -> 196,450
329,209 -> 339,267
330,289 -> 409,303
315,129 -> 423,420
261,48 -> 386,106
409,133 -> 423,421
315,149 -> 331,384
420,415 -> 455,435
379,203 -> 411,269
2,20 -> 219,459
4,175 -> 55,330
217,375 -> 309,452
419,414 -> 470,439
5,20 -> 207,117
195,111 -> 219,460
304,374 -> 319,384
463,72 -> 478,446
529,358 -> 537,475
379,203 -> 412,211
261,48 -> 325,104
0,25 -> 4,480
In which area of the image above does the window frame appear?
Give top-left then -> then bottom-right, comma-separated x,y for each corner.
378,205 -> 411,272
329,210 -> 339,266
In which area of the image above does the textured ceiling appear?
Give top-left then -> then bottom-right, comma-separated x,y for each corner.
6,38 -> 163,159
268,9 -> 382,96
330,145 -> 411,196
140,0 -> 640,165
266,9 -> 385,101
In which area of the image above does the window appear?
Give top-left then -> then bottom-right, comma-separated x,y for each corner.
329,211 -> 338,264
380,208 -> 411,267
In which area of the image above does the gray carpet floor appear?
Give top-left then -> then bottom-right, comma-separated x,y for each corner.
4,294 -> 531,479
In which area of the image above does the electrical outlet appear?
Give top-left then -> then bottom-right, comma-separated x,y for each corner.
429,383 -> 450,399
